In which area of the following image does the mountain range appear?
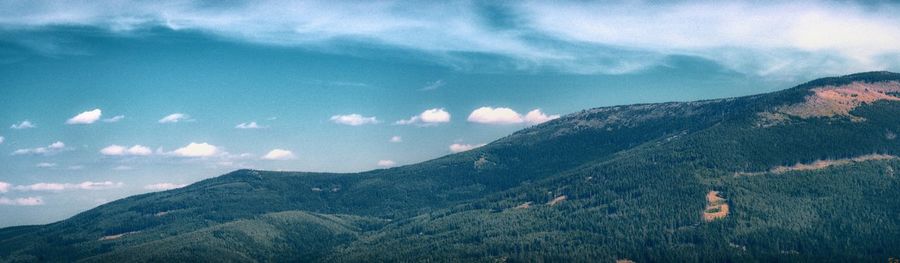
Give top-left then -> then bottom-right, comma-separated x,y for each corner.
2,72 -> 900,262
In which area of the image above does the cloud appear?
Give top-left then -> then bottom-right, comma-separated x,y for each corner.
523,109 -> 560,124
14,181 -> 123,191
171,142 -> 219,157
467,107 -> 559,125
5,1 -> 900,78
0,136 -> 4,144
10,120 -> 35,129
377,160 -> 396,167
11,141 -> 66,156
389,136 -> 402,143
467,107 -> 523,125
235,121 -> 265,129
144,183 -> 187,191
395,108 -> 451,126
100,144 -> 153,156
0,181 -> 9,193
449,143 -> 485,153
330,114 -> 379,126
103,115 -> 125,123
68,165 -> 84,170
35,162 -> 56,168
158,113 -> 191,123
262,149 -> 295,160
66,108 -> 102,124
0,197 -> 43,206
420,80 -> 444,91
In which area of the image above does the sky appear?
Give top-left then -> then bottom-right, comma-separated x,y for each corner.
1,0 -> 899,227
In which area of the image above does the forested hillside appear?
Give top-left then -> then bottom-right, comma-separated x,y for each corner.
2,72 -> 900,262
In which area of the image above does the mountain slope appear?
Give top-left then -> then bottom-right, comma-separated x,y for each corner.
2,71 -> 900,262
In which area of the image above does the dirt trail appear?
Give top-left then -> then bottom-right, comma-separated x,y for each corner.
703,191 -> 728,222
735,154 -> 897,177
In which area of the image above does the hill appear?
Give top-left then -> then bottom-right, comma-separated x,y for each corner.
2,71 -> 900,262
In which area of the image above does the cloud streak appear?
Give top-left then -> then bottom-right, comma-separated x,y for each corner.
11,141 -> 66,156
1,1 -> 898,78
330,114 -> 379,126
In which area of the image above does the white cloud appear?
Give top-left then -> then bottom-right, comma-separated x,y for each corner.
158,113 -> 191,123
11,141 -> 66,156
395,108 -> 451,126
377,160 -> 396,167
0,136 -> 4,144
449,143 -> 485,153
389,136 -> 402,143
0,197 -> 43,206
0,181 -> 9,193
235,121 -> 265,129
467,107 -> 523,124
330,114 -> 379,126
144,183 -> 187,191
523,109 -> 560,125
3,1 -> 898,78
35,162 -> 56,168
68,165 -> 84,170
15,181 -> 123,191
467,107 -> 559,125
103,115 -> 125,123
262,149 -> 295,160
10,120 -> 35,129
66,108 -> 102,124
171,142 -> 219,157
100,144 -> 152,156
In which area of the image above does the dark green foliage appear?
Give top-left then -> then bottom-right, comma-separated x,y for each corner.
2,72 -> 900,262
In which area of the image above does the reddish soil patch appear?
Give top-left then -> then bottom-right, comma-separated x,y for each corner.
547,195 -> 567,206
703,191 -> 729,222
515,202 -> 532,209
778,81 -> 900,119
99,231 -> 139,241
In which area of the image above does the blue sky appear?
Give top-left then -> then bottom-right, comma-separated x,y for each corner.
1,0 -> 899,227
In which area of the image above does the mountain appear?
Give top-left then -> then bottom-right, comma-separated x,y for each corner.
3,72 -> 900,262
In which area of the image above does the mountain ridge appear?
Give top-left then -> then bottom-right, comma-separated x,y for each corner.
2,71 -> 900,262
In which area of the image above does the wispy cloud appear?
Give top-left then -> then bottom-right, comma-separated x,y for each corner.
158,113 -> 191,123
14,181 -> 123,191
103,115 -> 125,123
0,197 -> 43,206
3,1 -> 899,77
235,121 -> 266,129
0,136 -> 4,144
389,136 -> 402,143
420,80 -> 444,91
144,183 -> 186,191
35,162 -> 56,168
10,120 -> 35,129
11,141 -> 66,156
66,108 -> 102,124
330,114 -> 379,126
